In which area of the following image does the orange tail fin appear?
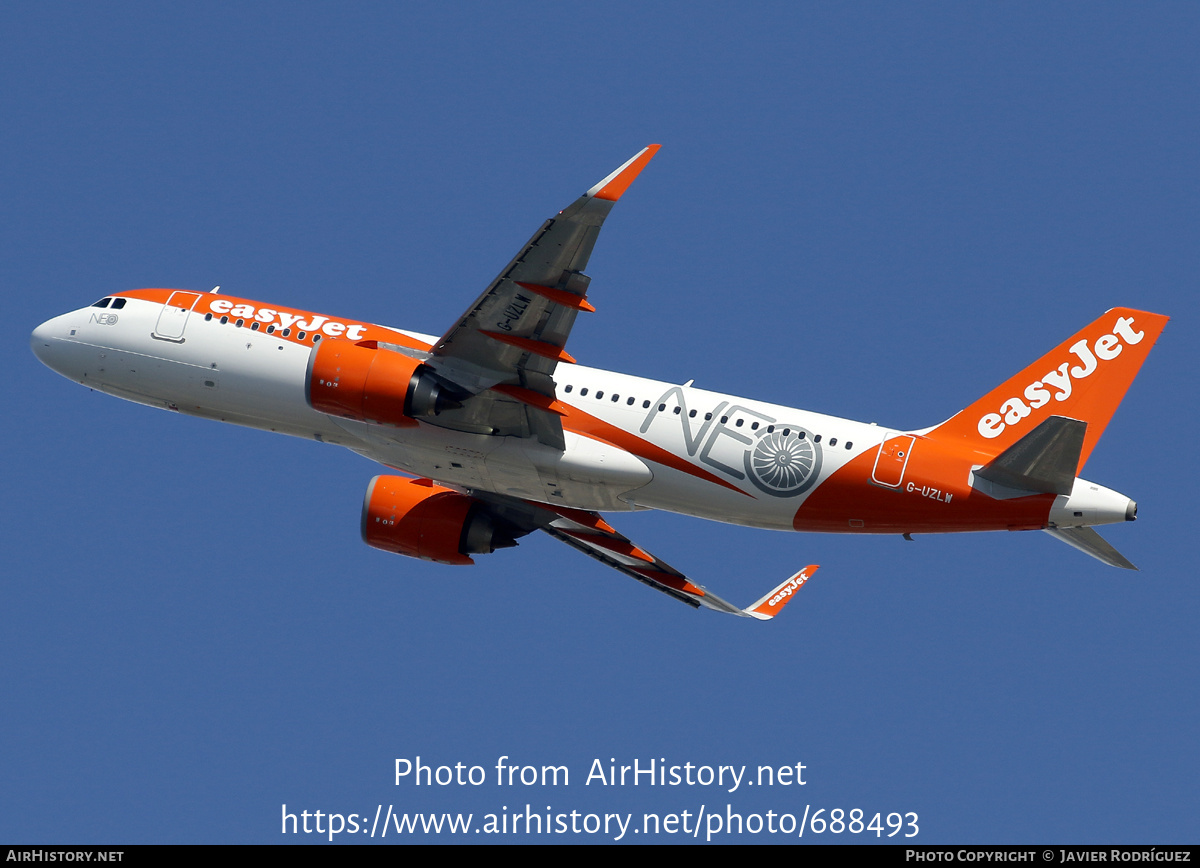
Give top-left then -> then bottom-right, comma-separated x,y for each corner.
928,308 -> 1168,470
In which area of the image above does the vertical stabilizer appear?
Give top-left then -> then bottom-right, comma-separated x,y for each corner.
929,308 -> 1168,470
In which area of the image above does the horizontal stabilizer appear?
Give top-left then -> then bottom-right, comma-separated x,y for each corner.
975,416 -> 1086,495
1044,526 -> 1137,570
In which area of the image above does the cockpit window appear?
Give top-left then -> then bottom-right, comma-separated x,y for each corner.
110,298 -> 127,309
91,298 -> 111,308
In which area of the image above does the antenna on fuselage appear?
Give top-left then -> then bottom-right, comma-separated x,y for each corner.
210,286 -> 220,294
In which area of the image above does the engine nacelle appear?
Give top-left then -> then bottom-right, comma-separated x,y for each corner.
361,475 -> 518,565
306,339 -> 459,427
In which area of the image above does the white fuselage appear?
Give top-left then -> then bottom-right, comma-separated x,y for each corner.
31,290 -> 1136,539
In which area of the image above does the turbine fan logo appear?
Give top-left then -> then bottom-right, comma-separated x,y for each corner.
745,429 -> 821,497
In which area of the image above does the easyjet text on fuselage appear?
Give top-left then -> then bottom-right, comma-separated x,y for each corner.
207,298 -> 369,341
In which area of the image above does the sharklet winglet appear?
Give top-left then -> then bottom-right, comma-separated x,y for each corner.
586,145 -> 661,201
739,565 -> 819,620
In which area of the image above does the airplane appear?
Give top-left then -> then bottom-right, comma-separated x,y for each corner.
31,145 -> 1168,620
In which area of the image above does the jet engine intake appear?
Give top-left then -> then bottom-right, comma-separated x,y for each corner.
306,339 -> 460,427
361,475 -> 519,565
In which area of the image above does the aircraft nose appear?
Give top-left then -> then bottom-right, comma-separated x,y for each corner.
31,314 -> 73,375
31,319 -> 55,364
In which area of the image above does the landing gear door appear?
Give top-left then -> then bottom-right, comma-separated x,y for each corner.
153,291 -> 203,342
871,433 -> 915,488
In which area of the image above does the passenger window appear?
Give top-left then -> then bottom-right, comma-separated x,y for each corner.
564,385 -> 573,393
642,400 -> 650,408
845,442 -> 853,450
596,391 -> 604,399
580,388 -> 588,396
829,437 -> 837,446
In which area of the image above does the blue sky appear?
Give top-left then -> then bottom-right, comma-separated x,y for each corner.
3,2 -> 1197,843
